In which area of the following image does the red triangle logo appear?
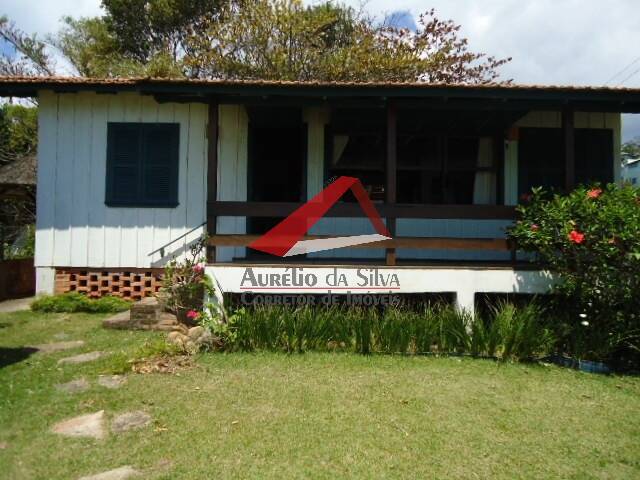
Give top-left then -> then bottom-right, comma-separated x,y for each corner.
248,176 -> 392,257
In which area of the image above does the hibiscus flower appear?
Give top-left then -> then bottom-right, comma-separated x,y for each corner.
586,188 -> 602,199
568,230 -> 585,244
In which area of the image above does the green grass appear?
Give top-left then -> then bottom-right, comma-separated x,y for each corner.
1,311 -> 640,479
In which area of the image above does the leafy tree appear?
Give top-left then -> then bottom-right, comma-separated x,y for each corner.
186,1 -> 510,83
0,103 -> 37,163
55,16 -> 183,78
622,138 -> 640,158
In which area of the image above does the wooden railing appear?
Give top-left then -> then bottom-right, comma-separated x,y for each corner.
207,201 -> 516,220
206,201 -> 517,265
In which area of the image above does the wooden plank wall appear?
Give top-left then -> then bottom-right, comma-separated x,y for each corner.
35,91 -> 207,269
216,105 -> 248,262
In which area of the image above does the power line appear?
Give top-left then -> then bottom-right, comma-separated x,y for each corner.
604,56 -> 640,85
617,66 -> 640,86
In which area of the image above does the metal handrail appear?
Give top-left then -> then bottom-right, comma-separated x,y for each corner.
147,221 -> 206,258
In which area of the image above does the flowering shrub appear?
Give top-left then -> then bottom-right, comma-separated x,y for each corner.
508,184 -> 640,368
162,237 -> 213,325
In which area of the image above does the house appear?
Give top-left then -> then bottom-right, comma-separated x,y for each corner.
1,76 -> 639,313
621,155 -> 640,186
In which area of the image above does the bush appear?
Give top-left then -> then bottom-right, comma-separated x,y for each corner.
162,236 -> 212,324
208,302 -> 553,361
30,292 -> 130,313
508,184 -> 640,367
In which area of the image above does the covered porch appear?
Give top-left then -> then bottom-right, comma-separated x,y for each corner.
203,82 -> 629,266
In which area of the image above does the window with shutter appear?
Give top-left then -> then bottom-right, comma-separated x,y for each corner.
105,122 -> 179,207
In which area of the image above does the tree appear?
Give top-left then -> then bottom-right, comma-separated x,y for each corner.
186,1 -> 511,83
0,15 -> 54,77
101,0 -> 225,76
55,16 -> 183,78
622,138 -> 640,158
0,104 -> 37,164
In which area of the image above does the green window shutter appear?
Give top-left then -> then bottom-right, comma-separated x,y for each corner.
105,122 -> 180,207
106,123 -> 142,205
142,124 -> 179,206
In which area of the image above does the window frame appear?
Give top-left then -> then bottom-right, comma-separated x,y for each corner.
105,122 -> 180,208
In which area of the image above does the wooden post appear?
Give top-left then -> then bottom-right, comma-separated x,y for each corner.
562,107 -> 575,192
385,104 -> 397,266
494,133 -> 505,205
206,101 -> 219,263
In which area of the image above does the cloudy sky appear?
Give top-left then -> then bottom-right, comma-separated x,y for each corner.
3,0 -> 640,139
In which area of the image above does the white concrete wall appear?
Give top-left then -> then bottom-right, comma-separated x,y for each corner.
36,91 -> 207,269
206,264 -> 556,315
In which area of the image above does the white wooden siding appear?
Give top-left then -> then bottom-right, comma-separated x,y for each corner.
216,105 -> 248,262
35,91 -> 207,269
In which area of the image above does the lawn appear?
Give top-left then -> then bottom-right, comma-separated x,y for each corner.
1,311 -> 639,479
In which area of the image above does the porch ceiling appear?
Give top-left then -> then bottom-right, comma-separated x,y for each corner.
2,76 -> 640,112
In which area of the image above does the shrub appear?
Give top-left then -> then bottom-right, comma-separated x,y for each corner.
508,184 -> 640,367
208,302 -> 552,361
30,292 -> 130,313
162,236 -> 212,325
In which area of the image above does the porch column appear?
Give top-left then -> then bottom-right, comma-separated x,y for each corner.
385,104 -> 397,266
206,101 -> 219,263
562,107 -> 575,191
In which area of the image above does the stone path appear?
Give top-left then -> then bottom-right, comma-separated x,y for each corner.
97,375 -> 126,389
51,411 -> 105,439
0,296 -> 35,313
56,377 -> 90,393
77,466 -> 140,480
33,340 -> 85,353
58,351 -> 107,365
111,411 -> 152,434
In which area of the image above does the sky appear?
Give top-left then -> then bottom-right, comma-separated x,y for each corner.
2,0 -> 640,140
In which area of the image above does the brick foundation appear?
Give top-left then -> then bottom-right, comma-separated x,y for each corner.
55,268 -> 163,300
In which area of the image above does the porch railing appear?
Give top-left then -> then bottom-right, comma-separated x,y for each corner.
206,201 -> 517,265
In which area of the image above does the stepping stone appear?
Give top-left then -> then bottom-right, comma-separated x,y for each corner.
51,411 -> 105,439
32,340 -> 85,353
97,375 -> 126,389
58,351 -> 107,365
78,466 -> 140,480
56,377 -> 90,393
111,411 -> 152,434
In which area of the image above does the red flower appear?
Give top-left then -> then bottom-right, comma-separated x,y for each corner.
520,193 -> 533,203
530,224 -> 539,231
568,230 -> 585,244
186,310 -> 199,320
586,188 -> 602,199
192,263 -> 205,274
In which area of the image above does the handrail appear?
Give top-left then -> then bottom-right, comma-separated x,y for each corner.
147,221 -> 206,258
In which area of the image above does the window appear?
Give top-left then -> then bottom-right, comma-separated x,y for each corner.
397,135 -> 496,205
105,123 -> 180,207
325,109 -> 386,202
518,127 -> 613,196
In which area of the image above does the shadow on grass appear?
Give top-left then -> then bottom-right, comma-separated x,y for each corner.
0,346 -> 38,368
